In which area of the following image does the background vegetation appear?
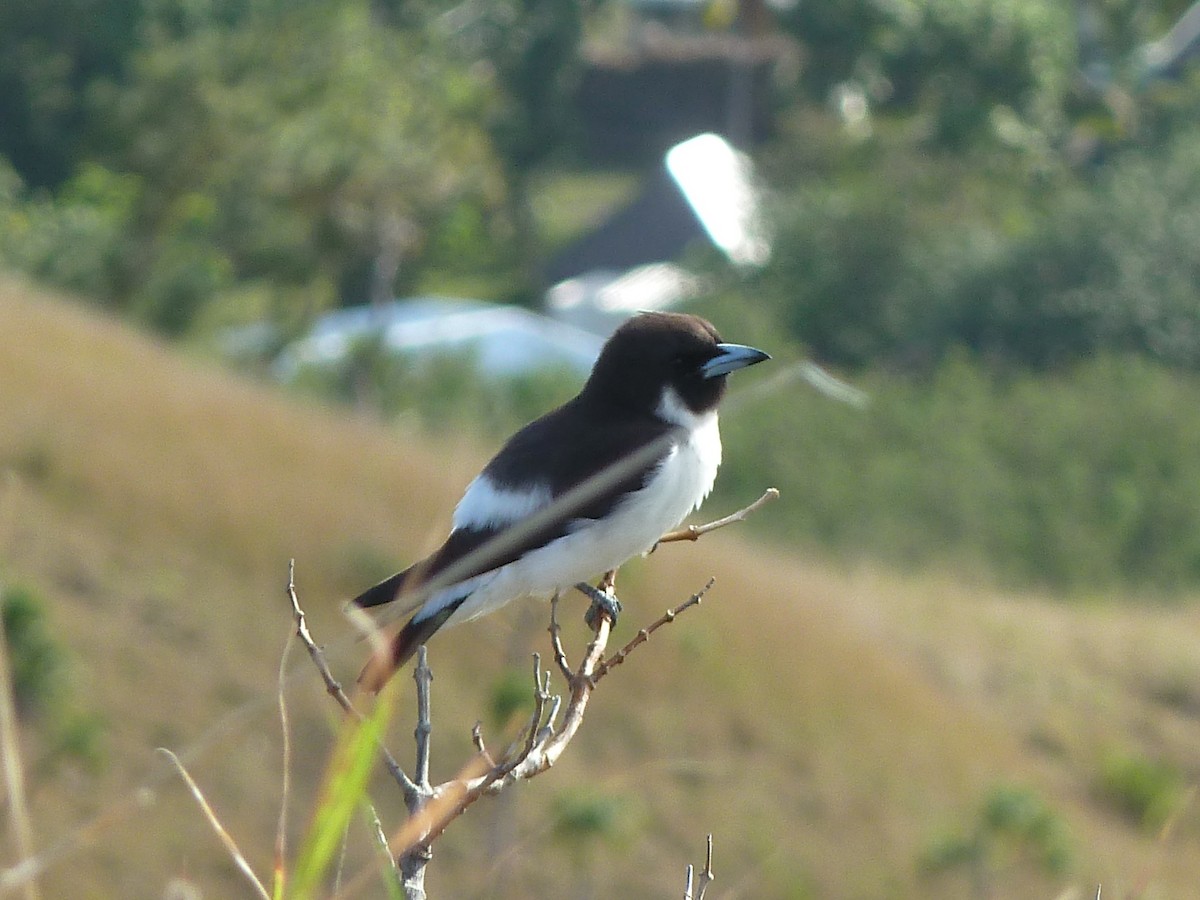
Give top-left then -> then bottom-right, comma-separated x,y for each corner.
5,0 -> 1200,894
6,0 -> 1200,594
6,280 -> 1200,898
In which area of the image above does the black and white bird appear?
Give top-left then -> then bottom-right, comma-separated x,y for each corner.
352,311 -> 769,691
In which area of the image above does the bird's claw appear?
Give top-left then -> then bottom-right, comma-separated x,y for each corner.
576,581 -> 622,629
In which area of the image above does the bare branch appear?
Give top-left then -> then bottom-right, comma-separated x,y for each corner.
385,570 -> 717,864
158,749 -> 270,900
294,559 -> 720,896
697,833 -> 715,900
305,560 -> 726,900
656,488 -> 779,547
547,592 -> 572,681
682,834 -> 715,900
376,612 -> 615,867
518,654 -> 552,764
471,722 -> 495,768
500,608 -> 611,783
595,578 -> 715,681
412,646 -> 433,792
397,646 -> 436,899
287,560 -> 352,711
292,480 -> 770,888
286,561 -> 420,805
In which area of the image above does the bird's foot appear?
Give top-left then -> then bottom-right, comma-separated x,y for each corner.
576,581 -> 622,630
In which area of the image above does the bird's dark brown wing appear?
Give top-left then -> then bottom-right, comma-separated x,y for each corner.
352,403 -> 680,612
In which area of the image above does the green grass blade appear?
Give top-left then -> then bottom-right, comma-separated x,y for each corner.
289,681 -> 398,899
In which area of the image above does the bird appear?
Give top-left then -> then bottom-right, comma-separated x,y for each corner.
352,311 -> 770,691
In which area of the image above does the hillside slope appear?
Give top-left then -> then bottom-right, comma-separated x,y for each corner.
1,278 -> 1198,897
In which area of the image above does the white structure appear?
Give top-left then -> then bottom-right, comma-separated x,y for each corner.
275,297 -> 605,382
545,132 -> 769,336
665,132 -> 770,268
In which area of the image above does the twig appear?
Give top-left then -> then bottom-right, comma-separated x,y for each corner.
547,592 -> 572,681
696,833 -> 715,900
377,612 -> 614,867
395,645 -> 436,899
273,626 -> 295,896
287,560 -> 348,707
286,561 -> 420,805
477,615 -> 609,802
388,570 -> 717,858
518,655 -> 551,763
683,834 -> 715,900
412,646 -> 433,793
656,488 -> 779,547
595,578 -> 715,681
158,749 -> 270,900
471,722 -> 495,768
367,805 -> 398,876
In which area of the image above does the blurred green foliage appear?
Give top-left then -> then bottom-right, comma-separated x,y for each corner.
749,124 -> 1200,372
0,0 -> 585,327
2,0 -> 1197,342
921,782 -> 1072,892
781,0 -> 1072,147
552,787 -> 624,841
2,583 -> 66,716
7,0 -> 1200,594
1,580 -> 105,773
1097,750 -> 1186,830
718,352 -> 1200,593
488,667 -> 536,730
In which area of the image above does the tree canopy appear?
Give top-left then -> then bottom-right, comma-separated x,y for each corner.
4,0 -> 1200,365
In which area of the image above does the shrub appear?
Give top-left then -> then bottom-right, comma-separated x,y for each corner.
754,126 -> 1200,375
2,583 -> 66,717
1098,750 -> 1185,830
0,580 -> 105,771
921,782 -> 1072,890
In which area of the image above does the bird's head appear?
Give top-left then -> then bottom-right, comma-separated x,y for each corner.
582,312 -> 770,420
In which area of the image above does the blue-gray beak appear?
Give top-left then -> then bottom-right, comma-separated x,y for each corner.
701,342 -> 771,379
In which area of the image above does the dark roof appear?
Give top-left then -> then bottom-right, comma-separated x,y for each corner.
544,168 -> 704,284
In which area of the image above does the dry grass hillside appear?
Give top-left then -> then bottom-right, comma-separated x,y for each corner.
1,278 -> 1200,897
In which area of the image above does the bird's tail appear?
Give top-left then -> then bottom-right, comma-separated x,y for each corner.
357,602 -> 461,693
352,567 -> 418,610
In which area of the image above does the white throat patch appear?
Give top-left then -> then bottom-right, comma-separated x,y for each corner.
656,386 -> 708,429
654,385 -> 722,512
